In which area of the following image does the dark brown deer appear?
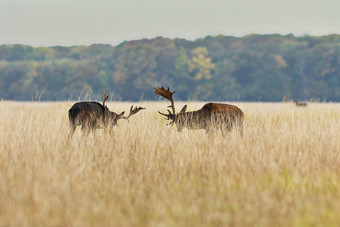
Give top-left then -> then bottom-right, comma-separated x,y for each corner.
154,87 -> 244,136
293,100 -> 308,107
68,92 -> 144,138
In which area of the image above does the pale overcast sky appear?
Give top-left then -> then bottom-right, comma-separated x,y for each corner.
0,0 -> 339,47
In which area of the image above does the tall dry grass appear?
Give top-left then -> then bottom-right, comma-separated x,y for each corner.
0,101 -> 340,226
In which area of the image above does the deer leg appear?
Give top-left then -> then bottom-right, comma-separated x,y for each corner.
107,126 -> 113,137
234,117 -> 244,137
81,124 -> 90,138
90,121 -> 97,136
220,125 -> 227,137
91,127 -> 96,141
177,126 -> 184,132
206,127 -> 216,141
109,128 -> 115,142
238,125 -> 244,137
103,126 -> 115,142
68,124 -> 76,140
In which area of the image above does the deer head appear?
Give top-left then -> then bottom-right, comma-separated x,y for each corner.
154,87 -> 187,126
107,110 -> 125,126
101,92 -> 124,126
101,92 -> 145,126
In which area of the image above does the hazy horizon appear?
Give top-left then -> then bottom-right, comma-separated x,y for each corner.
1,0 -> 339,47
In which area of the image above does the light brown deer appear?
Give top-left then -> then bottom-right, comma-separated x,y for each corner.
68,92 -> 144,138
154,87 -> 244,136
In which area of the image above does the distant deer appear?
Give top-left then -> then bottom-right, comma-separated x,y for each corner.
154,87 -> 244,136
293,100 -> 308,107
68,92 -> 144,138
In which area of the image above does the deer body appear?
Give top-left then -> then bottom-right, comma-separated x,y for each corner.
68,92 -> 144,138
293,100 -> 308,107
154,87 -> 244,135
174,103 -> 244,133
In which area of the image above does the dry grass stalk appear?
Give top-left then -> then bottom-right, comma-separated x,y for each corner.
0,101 -> 340,226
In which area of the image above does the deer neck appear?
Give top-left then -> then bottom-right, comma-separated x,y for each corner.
176,111 -> 205,129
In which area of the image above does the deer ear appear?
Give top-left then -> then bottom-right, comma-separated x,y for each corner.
179,105 -> 187,113
120,111 -> 125,116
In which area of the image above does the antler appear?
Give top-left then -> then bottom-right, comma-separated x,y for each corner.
123,105 -> 145,120
154,87 -> 176,117
103,91 -> 110,106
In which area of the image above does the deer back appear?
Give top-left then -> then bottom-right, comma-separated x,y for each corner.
69,101 -> 107,127
202,103 -> 244,119
208,103 -> 243,125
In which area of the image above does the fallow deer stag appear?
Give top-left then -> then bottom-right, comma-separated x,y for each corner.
154,87 -> 244,136
68,92 -> 144,138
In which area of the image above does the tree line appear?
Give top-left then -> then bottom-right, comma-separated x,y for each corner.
1,34 -> 340,101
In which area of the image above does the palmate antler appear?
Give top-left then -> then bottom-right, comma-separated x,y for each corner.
154,87 -> 176,124
103,91 -> 110,106
123,105 -> 145,120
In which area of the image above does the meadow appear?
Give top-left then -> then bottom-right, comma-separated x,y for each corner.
0,101 -> 339,226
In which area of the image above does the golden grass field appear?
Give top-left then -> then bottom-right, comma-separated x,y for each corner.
0,101 -> 340,226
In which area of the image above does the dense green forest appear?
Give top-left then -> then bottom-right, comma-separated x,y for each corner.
1,34 -> 340,101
